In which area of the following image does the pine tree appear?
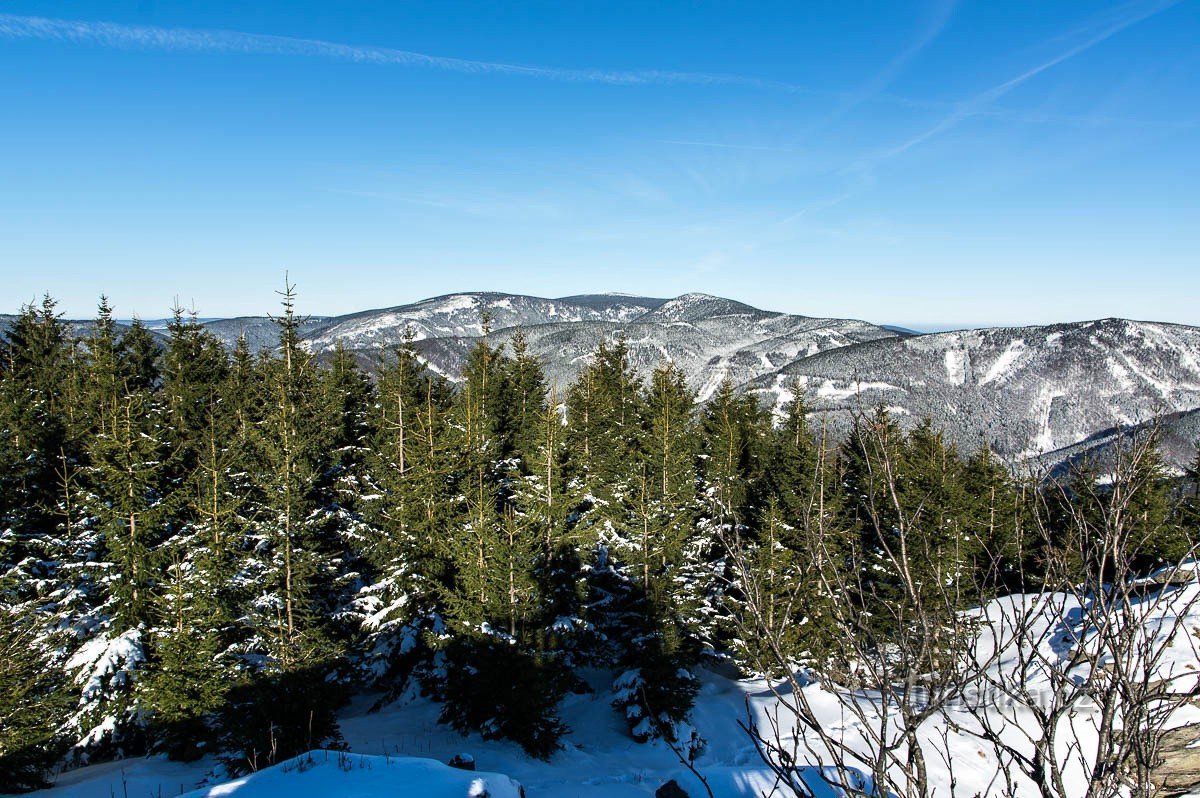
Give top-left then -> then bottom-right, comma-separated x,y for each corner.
433,330 -> 572,758
961,446 -> 1025,593
63,307 -> 174,753
141,308 -> 236,760
730,390 -> 846,670
0,612 -> 72,791
0,298 -> 78,606
220,281 -> 344,771
357,328 -> 455,689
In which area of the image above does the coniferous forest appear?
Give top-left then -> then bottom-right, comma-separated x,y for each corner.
3,288 -> 1199,792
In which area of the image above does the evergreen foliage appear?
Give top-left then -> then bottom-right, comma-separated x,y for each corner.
0,612 -> 71,790
1,288 -> 1197,786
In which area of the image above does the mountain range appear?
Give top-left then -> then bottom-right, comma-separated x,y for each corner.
6,292 -> 1199,471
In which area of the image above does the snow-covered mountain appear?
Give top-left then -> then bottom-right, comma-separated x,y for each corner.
297,292 -> 897,401
8,294 -> 1200,469
482,297 -> 896,401
303,292 -> 667,353
1033,406 -> 1200,477
744,318 -> 1200,466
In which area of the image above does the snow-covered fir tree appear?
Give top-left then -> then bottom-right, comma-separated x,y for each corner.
2,290 -> 1199,791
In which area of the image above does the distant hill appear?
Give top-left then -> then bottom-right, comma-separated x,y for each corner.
5,295 -> 1199,470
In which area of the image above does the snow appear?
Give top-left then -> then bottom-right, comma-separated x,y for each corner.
181,753 -> 523,798
815,379 -> 900,401
26,753 -> 220,798
30,587 -> 1200,798
943,348 -> 966,385
419,295 -> 479,316
62,629 -> 146,748
1019,384 -> 1067,457
980,338 -> 1027,385
1108,337 -> 1200,397
65,630 -> 144,704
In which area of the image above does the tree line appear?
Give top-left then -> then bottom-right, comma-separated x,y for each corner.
2,288 -> 1198,791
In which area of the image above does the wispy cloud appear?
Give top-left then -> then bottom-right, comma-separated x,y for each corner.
818,0 -> 958,127
868,0 -> 1183,164
0,13 -> 811,92
688,0 -> 1184,277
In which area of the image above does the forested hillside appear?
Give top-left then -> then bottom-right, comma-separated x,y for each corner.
3,290 -> 1199,794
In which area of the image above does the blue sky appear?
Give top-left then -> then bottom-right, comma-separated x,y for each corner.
1,1 -> 1197,329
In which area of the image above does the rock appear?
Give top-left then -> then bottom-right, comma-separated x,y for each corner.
656,779 -> 690,798
1133,562 -> 1200,595
1153,724 -> 1200,796
448,752 -> 476,771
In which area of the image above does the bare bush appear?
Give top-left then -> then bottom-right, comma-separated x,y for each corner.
727,421 -> 1200,798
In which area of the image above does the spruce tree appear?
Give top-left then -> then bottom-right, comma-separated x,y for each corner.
357,328 -> 454,689
731,389 -> 846,670
508,384 -> 586,655
1054,434 -> 1187,577
434,331 -> 572,758
220,281 -> 344,770
0,612 -> 71,791
961,446 -> 1025,593
313,342 -> 374,636
64,306 -> 173,754
699,377 -> 769,529
142,308 -> 236,760
495,328 -> 548,464
240,282 -> 335,670
0,298 -> 77,605
837,404 -> 909,643
898,419 -> 980,609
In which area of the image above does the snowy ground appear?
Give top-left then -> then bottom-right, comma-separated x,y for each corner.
22,668 -> 785,798
17,586 -> 1200,798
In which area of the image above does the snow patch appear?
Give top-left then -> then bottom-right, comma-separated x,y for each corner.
944,348 -> 966,385
980,339 -> 1027,385
815,379 -> 900,401
180,752 -> 523,798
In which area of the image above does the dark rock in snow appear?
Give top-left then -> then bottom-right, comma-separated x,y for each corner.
655,778 -> 690,798
448,752 -> 476,771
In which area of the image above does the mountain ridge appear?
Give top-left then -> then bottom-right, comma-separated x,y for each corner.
4,293 -> 1198,469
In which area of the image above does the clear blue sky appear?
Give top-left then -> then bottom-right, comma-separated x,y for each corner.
1,1 -> 1197,329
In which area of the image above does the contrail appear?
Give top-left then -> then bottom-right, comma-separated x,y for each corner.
873,0 -> 1183,162
820,0 -> 959,127
720,0 -> 1184,269
0,13 -> 807,92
